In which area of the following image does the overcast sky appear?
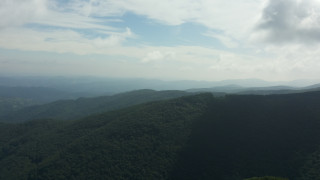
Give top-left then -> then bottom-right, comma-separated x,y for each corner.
1,0 -> 320,81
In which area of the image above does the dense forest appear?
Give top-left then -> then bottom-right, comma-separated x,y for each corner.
1,91 -> 320,179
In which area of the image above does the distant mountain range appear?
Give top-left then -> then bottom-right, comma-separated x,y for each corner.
1,77 -> 320,123
0,76 -> 319,96
0,86 -> 81,103
187,83 -> 320,95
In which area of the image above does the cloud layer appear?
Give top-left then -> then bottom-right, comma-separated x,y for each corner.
1,0 -> 320,81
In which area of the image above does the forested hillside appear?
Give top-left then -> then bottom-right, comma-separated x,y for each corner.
1,92 -> 320,179
0,94 -> 211,180
0,97 -> 35,115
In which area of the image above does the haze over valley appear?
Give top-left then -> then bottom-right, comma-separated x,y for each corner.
1,0 -> 320,179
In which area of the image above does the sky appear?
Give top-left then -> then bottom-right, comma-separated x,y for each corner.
1,0 -> 320,81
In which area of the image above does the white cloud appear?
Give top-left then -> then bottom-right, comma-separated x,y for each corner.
42,0 -> 264,39
0,27 -> 134,55
142,51 -> 175,63
80,0 -> 264,40
0,0 -> 47,28
204,31 -> 239,48
246,0 -> 320,81
0,0 -> 136,54
252,0 -> 320,44
93,27 -> 133,47
33,11 -> 117,32
0,0 -> 264,53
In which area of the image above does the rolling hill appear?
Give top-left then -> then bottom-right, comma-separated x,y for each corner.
0,86 -> 79,103
0,89 -> 192,123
